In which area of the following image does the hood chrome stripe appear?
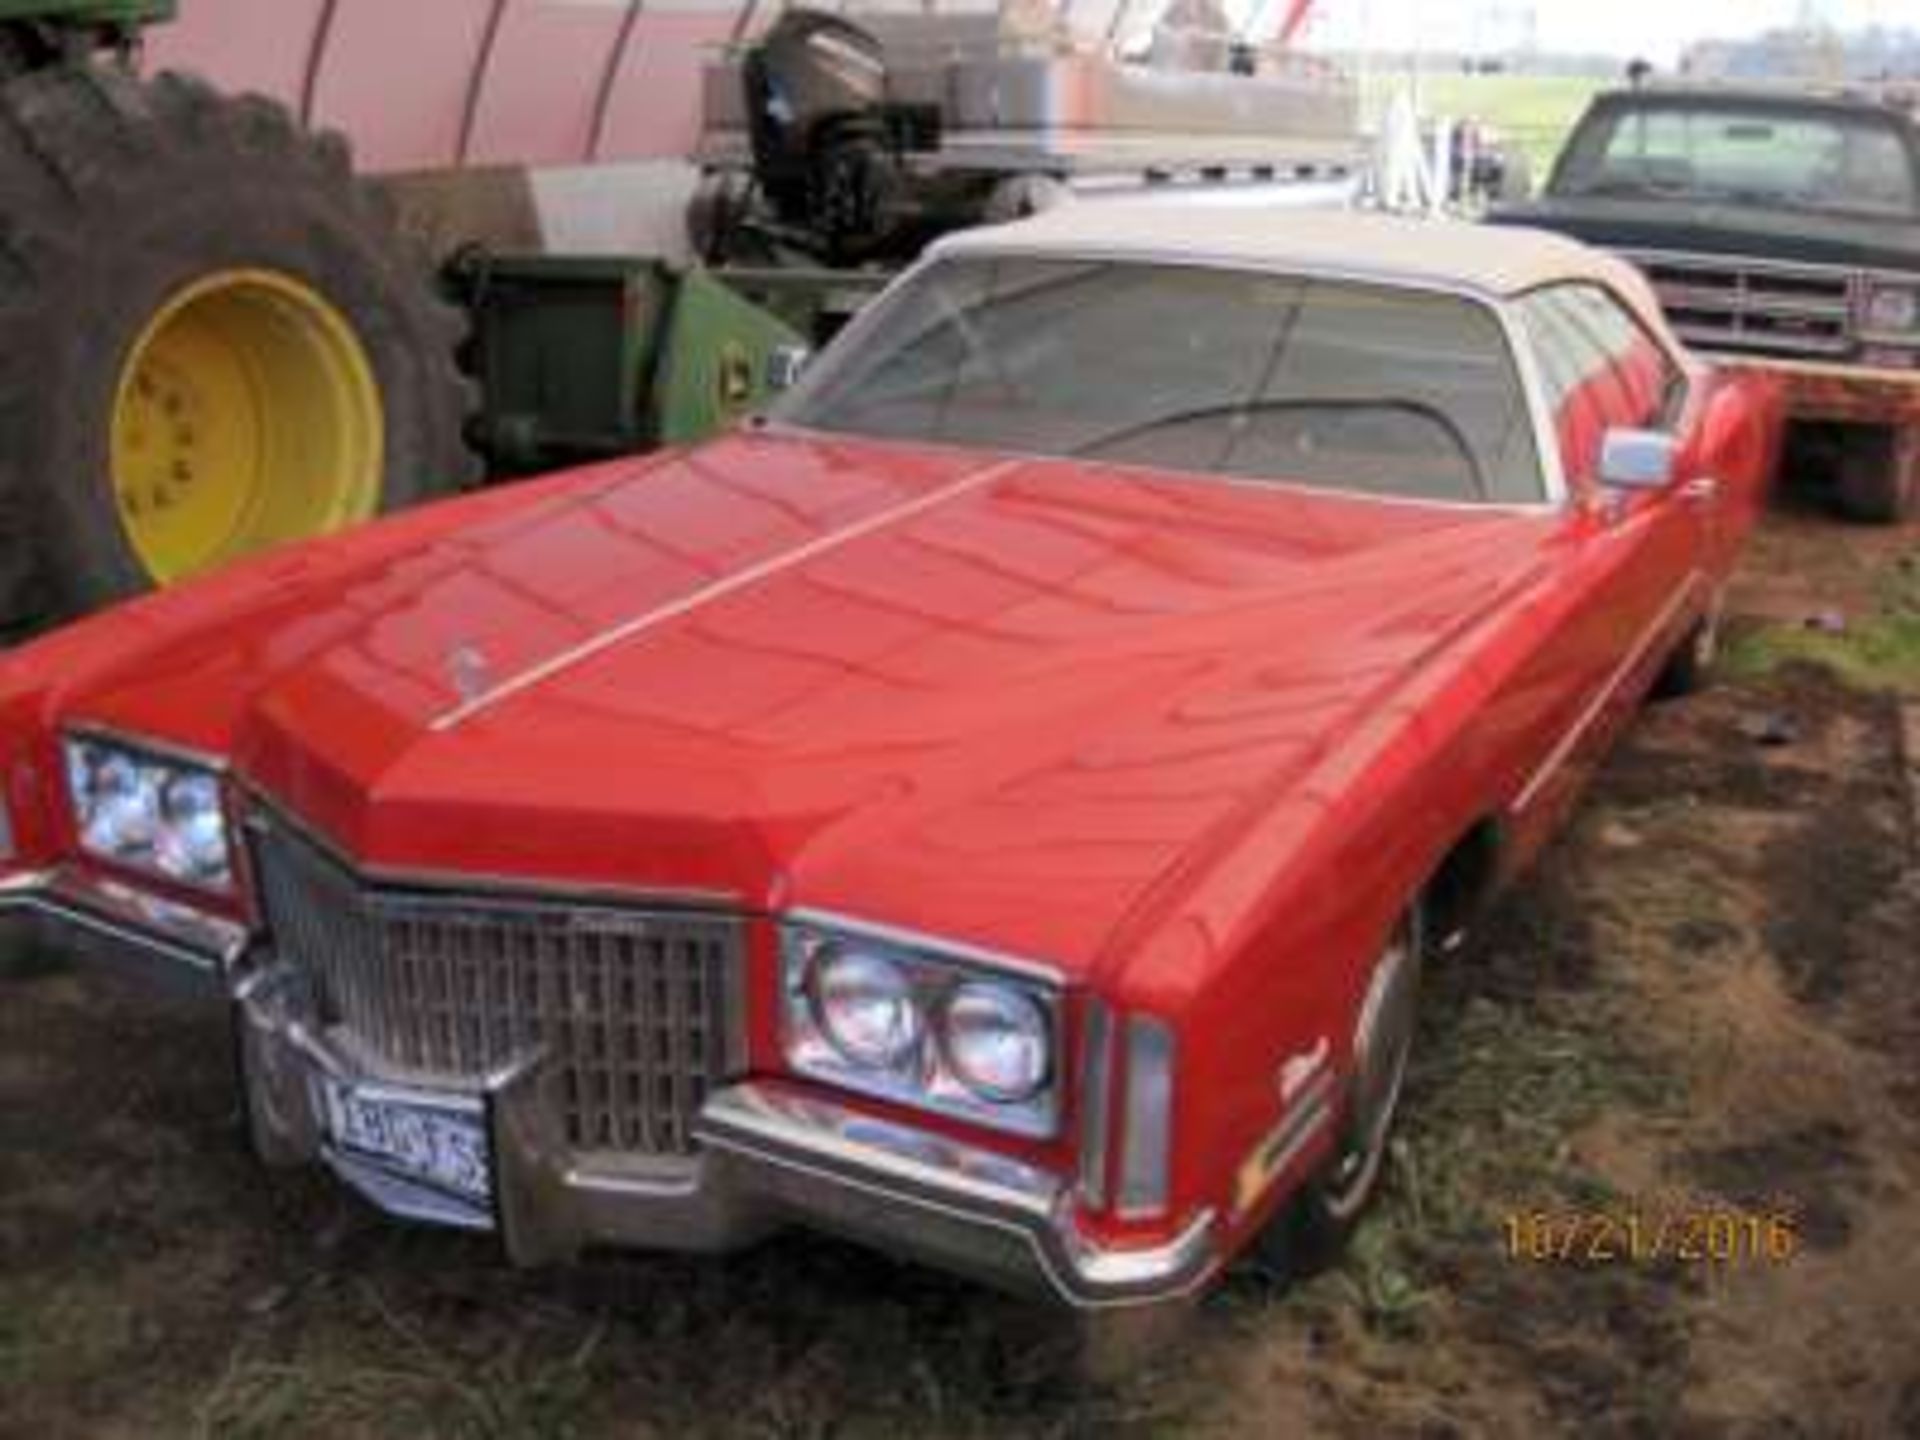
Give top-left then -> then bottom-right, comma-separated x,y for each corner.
428,457 -> 1025,734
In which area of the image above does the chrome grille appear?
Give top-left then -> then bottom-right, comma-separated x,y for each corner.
1626,249 -> 1858,359
250,814 -> 742,1157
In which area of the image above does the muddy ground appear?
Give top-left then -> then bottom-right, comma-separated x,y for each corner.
3,500 -> 1917,1439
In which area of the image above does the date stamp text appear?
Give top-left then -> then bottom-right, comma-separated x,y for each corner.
1502,1208 -> 1799,1266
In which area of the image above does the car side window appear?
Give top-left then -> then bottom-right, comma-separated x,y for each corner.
1517,285 -> 1683,482
1560,286 -> 1685,431
1517,289 -> 1614,481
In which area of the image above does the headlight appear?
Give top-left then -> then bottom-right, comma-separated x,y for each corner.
64,736 -> 233,891
811,947 -> 924,1070
1864,284 -> 1920,336
783,922 -> 1059,1138
941,983 -> 1051,1102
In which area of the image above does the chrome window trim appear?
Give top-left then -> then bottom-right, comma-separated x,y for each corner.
763,420 -> 1570,518
1495,297 -> 1574,508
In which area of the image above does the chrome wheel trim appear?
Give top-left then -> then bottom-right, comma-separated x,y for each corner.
1322,913 -> 1422,1222
1694,588 -> 1726,672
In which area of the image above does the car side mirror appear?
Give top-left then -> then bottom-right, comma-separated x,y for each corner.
1599,428 -> 1678,491
766,344 -> 811,393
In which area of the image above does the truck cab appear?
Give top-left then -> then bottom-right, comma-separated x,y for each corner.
1494,82 -> 1920,521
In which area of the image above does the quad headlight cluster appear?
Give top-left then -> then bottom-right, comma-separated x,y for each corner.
783,922 -> 1059,1138
63,735 -> 234,892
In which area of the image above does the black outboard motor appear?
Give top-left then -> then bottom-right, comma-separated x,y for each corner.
740,9 -> 939,263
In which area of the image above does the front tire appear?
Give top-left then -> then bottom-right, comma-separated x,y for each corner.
1255,905 -> 1425,1278
0,65 -> 474,632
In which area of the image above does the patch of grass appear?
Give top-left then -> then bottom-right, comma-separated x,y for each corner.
192,1285 -> 607,1440
1725,556 -> 1920,694
0,1279 -> 137,1386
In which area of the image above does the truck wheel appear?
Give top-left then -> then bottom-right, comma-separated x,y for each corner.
0,65 -> 474,632
1254,905 -> 1424,1280
1834,424 -> 1920,525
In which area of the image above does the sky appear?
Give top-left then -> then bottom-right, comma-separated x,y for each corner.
1300,0 -> 1915,63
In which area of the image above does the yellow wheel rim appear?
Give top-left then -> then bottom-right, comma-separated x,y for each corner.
110,269 -> 384,585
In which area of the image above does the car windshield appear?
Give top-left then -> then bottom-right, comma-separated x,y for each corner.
777,257 -> 1545,505
1558,101 -> 1920,218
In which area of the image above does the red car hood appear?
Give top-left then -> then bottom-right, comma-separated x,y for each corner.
75,431 -> 1558,972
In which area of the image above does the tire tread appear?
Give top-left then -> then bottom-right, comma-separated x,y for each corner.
0,63 -> 474,634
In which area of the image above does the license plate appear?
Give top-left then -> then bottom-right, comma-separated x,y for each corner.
318,1079 -> 493,1207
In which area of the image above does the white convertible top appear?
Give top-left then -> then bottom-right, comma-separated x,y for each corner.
934,203 -> 1675,340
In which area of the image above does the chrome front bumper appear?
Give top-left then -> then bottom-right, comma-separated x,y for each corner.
6,880 -> 1218,1309
0,867 -> 243,993
237,962 -> 1217,1308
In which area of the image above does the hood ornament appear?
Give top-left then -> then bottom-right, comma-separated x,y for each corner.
447,643 -> 491,705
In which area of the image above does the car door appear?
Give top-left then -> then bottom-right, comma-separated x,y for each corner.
1504,283 -> 1708,841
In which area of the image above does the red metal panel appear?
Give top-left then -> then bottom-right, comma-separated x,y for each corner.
465,2 -> 629,167
305,0 -> 496,171
143,0 -> 332,113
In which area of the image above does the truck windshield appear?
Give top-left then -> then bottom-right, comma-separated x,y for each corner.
778,257 -> 1544,506
1558,101 -> 1920,218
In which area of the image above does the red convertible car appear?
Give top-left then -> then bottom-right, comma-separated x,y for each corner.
0,207 -> 1780,1308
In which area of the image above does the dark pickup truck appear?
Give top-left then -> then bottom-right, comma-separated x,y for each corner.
1494,85 -> 1920,520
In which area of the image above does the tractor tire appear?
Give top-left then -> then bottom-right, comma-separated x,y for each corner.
0,64 -> 474,634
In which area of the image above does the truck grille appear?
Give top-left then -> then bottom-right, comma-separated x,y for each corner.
1625,250 -> 1857,359
249,814 -> 743,1157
